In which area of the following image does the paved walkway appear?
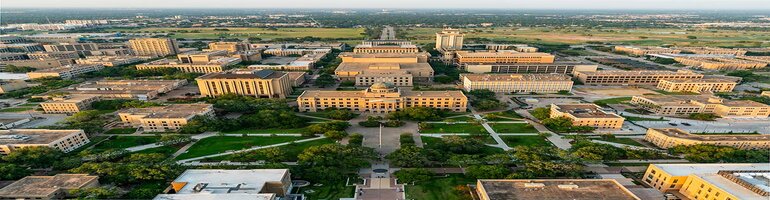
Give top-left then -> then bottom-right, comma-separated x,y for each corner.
124,132 -> 217,152
514,109 -> 574,150
176,136 -> 327,163
471,110 -> 511,150
591,140 -> 655,150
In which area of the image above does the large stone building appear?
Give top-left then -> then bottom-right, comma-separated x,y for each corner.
249,52 -> 327,71
136,57 -> 241,73
128,38 -> 180,56
339,52 -> 430,63
461,73 -> 574,93
464,62 -> 598,74
613,46 -> 681,56
476,179 -> 640,200
656,77 -> 739,93
37,79 -> 186,100
0,58 -> 75,69
573,70 -> 704,85
43,43 -> 99,54
0,174 -> 99,200
40,95 -> 100,114
0,53 -> 28,61
675,47 -> 747,56
0,129 -> 90,155
642,163 -> 770,200
118,104 -> 214,132
298,83 -> 467,113
208,42 -> 250,53
353,44 -> 419,54
27,51 -> 80,60
75,56 -> 146,67
0,79 -> 28,94
435,28 -> 464,51
631,95 -> 770,118
154,169 -> 292,200
196,69 -> 293,98
674,57 -> 767,70
455,51 -> 556,68
0,43 -> 45,53
644,128 -> 770,150
262,48 -> 330,56
335,62 -> 434,87
26,64 -> 104,79
550,103 -> 625,130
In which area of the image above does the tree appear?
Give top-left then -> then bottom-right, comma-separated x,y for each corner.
122,153 -> 167,164
393,168 -> 434,184
448,154 -> 482,171
70,186 -> 122,199
297,144 -> 377,182
325,109 -> 356,120
441,136 -> 483,154
348,133 -> 363,146
324,130 -> 349,140
467,89 -> 496,99
314,73 -> 336,87
339,80 -> 355,87
687,35 -> 697,39
688,113 -> 719,121
386,145 -> 432,167
465,165 -> 510,179
474,100 -> 505,111
0,164 -> 32,180
2,147 -> 64,168
530,107 -> 551,120
387,107 -> 443,121
306,121 -> 351,136
669,144 -> 769,163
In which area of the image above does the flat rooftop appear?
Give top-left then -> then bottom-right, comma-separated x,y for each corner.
456,51 -> 554,58
197,69 -> 286,79
120,104 -> 212,119
171,169 -> 288,195
652,163 -> 770,176
696,171 -> 770,200
650,128 -> 770,142
32,64 -> 100,73
477,179 -> 639,200
0,174 -> 97,197
154,193 -> 275,200
575,70 -> 700,76
46,95 -> 98,103
336,62 -> 433,73
554,104 -> 623,119
637,95 -> 769,107
662,77 -> 739,83
339,52 -> 430,58
0,129 -> 82,145
462,73 -> 572,82
299,89 -> 466,99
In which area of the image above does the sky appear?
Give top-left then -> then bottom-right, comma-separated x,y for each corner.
4,0 -> 770,10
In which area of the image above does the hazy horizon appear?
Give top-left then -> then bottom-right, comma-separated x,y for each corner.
4,0 -> 770,10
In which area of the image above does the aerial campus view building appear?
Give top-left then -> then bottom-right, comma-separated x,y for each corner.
2,3 -> 770,200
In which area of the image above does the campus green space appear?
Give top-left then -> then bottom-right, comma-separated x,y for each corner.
419,123 -> 488,134
501,135 -> 551,147
104,27 -> 365,40
300,110 -> 360,120
0,107 -> 33,112
68,136 -> 109,154
203,138 -> 337,162
223,128 -> 306,134
489,123 -> 538,133
297,180 -> 355,200
593,97 -> 632,107
595,138 -> 645,147
90,136 -> 161,152
175,136 -> 305,160
421,136 -> 504,154
132,143 -> 188,156
405,174 -> 475,200
103,128 -> 137,134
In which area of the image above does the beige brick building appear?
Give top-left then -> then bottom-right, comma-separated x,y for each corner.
573,70 -> 704,85
0,58 -> 75,69
613,46 -> 681,56
298,82 -> 467,113
335,62 -> 434,86
675,47 -> 747,56
455,51 -> 555,69
118,104 -> 214,132
339,52 -> 430,63
461,73 -> 574,93
27,64 -> 104,79
656,77 -> 739,93
136,57 -> 241,73
177,50 -> 229,64
0,174 -> 99,200
0,129 -> 90,155
208,42 -> 250,53
27,51 -> 80,60
476,179 -> 640,200
156,169 -> 291,199
75,56 -> 146,67
642,163 -> 769,200
40,95 -> 100,114
631,95 -> 770,118
196,69 -> 293,98
644,128 -> 770,150
674,57 -> 767,70
435,28 -> 464,51
37,79 -> 186,101
0,79 -> 29,94
550,103 -> 625,129
128,38 -> 180,56
353,44 -> 419,54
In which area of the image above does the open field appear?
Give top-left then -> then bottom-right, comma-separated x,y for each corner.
91,136 -> 160,152
489,123 -> 538,133
402,27 -> 770,47
105,27 -> 365,40
175,136 -> 304,160
501,135 -> 551,147
405,174 -> 475,200
419,123 -> 488,134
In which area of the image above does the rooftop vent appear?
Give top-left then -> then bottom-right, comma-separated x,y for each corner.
558,184 -> 579,190
524,183 -> 545,188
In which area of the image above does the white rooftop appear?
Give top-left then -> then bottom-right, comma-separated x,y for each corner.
172,169 -> 288,195
154,193 -> 275,200
696,173 -> 768,200
654,163 -> 770,176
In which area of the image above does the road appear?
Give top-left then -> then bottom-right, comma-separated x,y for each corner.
380,26 -> 396,40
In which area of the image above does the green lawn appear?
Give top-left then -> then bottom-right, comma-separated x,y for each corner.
297,180 -> 355,200
595,138 -> 645,147
223,128 -> 306,134
204,138 -> 337,162
624,116 -> 668,121
406,174 -> 475,200
419,123 -> 488,134
501,136 -> 552,147
0,107 -> 33,112
19,103 -> 39,106
489,123 -> 538,133
440,115 -> 476,122
91,136 -> 161,152
485,110 -> 524,121
132,143 -> 188,156
175,136 -> 304,160
593,97 -> 632,107
104,128 -> 137,134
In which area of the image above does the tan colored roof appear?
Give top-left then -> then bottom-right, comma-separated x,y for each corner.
462,73 -> 572,82
553,104 -> 623,119
651,128 -> 770,142
477,179 -> 640,200
0,129 -> 84,145
0,174 -> 97,198
120,104 -> 212,119
456,51 -> 554,58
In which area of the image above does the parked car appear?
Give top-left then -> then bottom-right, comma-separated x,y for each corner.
668,123 -> 678,126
